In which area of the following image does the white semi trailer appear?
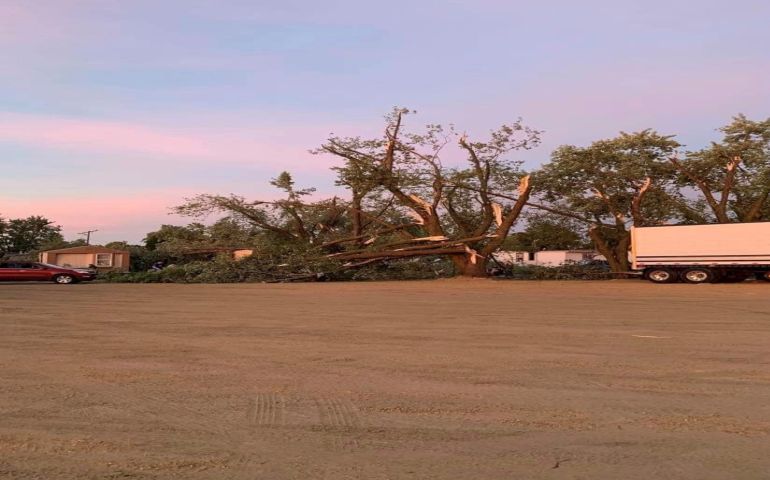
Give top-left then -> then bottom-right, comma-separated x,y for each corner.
631,223 -> 770,284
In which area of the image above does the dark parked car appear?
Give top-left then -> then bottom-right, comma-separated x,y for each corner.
0,261 -> 96,284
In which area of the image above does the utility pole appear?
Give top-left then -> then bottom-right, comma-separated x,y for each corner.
78,229 -> 99,245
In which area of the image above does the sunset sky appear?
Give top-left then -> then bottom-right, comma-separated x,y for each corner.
1,0 -> 769,243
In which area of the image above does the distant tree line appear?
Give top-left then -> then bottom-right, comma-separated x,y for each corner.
5,111 -> 769,279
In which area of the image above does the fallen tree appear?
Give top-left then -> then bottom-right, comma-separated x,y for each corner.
175,108 -> 540,277
317,108 -> 539,277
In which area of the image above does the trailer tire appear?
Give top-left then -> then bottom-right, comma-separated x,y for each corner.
680,268 -> 715,284
645,268 -> 678,284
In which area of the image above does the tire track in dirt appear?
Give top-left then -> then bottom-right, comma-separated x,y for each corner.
314,397 -> 363,449
247,393 -> 285,427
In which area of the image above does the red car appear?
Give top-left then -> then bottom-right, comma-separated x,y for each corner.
0,261 -> 96,284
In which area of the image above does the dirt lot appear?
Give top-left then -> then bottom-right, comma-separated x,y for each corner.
1,280 -> 769,479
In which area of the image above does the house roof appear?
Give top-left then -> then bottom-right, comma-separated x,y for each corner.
43,245 -> 129,254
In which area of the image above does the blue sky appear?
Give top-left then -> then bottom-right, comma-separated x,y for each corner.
1,0 -> 768,242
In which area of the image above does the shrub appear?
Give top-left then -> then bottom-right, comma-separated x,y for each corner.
100,270 -> 163,283
493,262 -> 612,280
99,251 -> 455,283
341,257 -> 454,281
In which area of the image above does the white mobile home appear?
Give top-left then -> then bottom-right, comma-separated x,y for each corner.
533,250 -> 603,266
494,249 -> 604,267
492,251 -> 534,265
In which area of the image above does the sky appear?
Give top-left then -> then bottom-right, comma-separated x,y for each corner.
1,0 -> 768,243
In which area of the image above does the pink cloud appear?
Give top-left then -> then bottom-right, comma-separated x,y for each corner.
0,113 -> 213,157
0,112 -> 345,173
0,111 -> 368,241
0,186 -> 349,243
0,190 -> 194,242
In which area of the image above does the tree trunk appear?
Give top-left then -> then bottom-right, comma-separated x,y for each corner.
451,255 -> 489,277
613,234 -> 631,272
588,227 -> 629,274
350,193 -> 363,241
594,242 -> 623,273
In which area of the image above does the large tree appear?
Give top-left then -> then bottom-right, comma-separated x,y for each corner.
535,130 -> 682,272
176,109 -> 539,277
318,108 -> 539,277
671,114 -> 770,223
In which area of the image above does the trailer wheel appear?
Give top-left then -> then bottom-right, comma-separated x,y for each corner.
680,268 -> 715,284
645,268 -> 678,284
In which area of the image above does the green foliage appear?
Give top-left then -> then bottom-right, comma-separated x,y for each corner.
343,257 -> 454,281
675,114 -> 770,222
0,215 -> 64,256
503,213 -> 589,251
144,223 -> 209,251
102,239 -> 334,283
270,171 -> 316,199
173,173 -> 341,246
537,130 -> 681,225
103,241 -> 164,271
142,220 -> 259,259
495,263 -> 612,281
100,244 -> 453,283
535,130 -> 682,270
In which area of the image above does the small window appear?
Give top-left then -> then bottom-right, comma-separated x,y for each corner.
95,253 -> 113,267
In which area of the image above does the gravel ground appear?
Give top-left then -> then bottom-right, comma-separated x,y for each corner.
1,280 -> 769,479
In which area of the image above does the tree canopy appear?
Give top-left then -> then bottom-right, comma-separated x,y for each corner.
0,215 -> 64,256
535,130 -> 682,271
672,115 -> 770,223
